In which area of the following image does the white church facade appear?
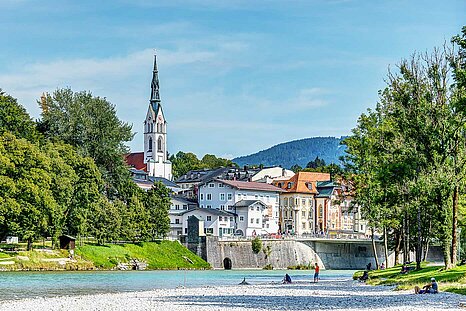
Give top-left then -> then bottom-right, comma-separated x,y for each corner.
126,55 -> 173,181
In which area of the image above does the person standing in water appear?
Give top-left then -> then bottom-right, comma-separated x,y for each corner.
314,263 -> 320,283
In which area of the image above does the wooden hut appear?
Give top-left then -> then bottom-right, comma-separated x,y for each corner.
59,235 -> 76,250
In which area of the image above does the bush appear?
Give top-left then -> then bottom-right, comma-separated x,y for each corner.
263,264 -> 273,270
251,237 -> 262,254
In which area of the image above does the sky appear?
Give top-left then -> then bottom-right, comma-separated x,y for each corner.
0,0 -> 464,159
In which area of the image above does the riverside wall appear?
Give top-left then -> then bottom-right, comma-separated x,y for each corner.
204,237 -> 444,270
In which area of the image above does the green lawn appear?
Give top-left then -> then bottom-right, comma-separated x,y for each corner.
354,263 -> 466,294
76,241 -> 211,270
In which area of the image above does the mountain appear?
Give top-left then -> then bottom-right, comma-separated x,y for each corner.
232,137 -> 347,169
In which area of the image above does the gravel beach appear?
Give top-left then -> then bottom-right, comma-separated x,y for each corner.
0,278 -> 463,311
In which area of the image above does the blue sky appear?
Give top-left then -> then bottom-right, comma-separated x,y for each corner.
1,0 -> 464,159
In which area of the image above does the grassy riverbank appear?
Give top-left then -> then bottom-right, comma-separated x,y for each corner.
0,241 -> 210,271
353,263 -> 466,295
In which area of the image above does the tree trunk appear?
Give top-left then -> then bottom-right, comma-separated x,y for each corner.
423,238 -> 430,262
394,229 -> 402,265
27,238 -> 33,251
451,184 -> 459,266
402,214 -> 407,264
384,226 -> 389,268
371,227 -> 380,269
416,203 -> 422,270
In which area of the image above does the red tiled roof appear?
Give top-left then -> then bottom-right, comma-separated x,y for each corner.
124,152 -> 147,171
218,179 -> 285,192
272,172 -> 330,194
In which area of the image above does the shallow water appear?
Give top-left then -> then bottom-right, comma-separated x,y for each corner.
0,269 -> 355,300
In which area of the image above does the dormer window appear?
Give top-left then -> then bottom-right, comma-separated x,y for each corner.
307,183 -> 312,190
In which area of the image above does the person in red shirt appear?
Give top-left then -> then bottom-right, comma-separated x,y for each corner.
314,263 -> 320,283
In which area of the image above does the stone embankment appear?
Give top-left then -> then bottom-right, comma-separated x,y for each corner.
0,278 -> 462,311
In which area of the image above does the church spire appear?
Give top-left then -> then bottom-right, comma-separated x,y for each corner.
150,54 -> 161,111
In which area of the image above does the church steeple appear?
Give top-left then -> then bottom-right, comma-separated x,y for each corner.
150,54 -> 161,111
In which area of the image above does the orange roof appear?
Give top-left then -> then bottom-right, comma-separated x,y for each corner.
273,172 -> 331,194
124,152 -> 147,171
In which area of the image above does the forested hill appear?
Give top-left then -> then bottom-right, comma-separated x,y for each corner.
233,137 -> 347,169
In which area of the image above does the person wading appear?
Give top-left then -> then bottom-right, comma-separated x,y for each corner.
314,263 -> 320,283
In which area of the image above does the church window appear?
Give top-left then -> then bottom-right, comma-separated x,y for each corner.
148,137 -> 153,152
157,137 -> 163,152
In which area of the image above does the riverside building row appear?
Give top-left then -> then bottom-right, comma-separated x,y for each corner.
125,55 -> 367,240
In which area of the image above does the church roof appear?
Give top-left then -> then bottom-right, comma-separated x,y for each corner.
125,152 -> 147,171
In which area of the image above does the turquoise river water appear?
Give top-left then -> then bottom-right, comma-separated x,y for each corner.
0,269 -> 355,301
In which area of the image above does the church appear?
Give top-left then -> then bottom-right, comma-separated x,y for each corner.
125,55 -> 173,181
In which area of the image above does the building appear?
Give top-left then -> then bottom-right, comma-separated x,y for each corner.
197,179 -> 284,236
273,172 -> 331,235
251,167 -> 295,183
126,55 -> 172,180
129,168 -> 180,193
176,166 -> 293,199
168,196 -> 198,238
179,207 -> 236,237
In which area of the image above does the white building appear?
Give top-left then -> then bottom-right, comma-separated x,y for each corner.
179,208 -> 236,237
251,167 -> 295,184
197,179 -> 284,236
168,196 -> 197,238
143,55 -> 172,180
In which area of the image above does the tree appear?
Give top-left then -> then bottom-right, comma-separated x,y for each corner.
0,90 -> 39,141
306,156 -> 326,169
40,88 -> 134,199
145,182 -> 171,239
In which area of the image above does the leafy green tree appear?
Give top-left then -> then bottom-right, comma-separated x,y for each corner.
40,88 -> 134,199
145,182 -> 171,239
0,90 -> 39,141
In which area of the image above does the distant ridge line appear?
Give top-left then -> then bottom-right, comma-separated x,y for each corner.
232,136 -> 347,169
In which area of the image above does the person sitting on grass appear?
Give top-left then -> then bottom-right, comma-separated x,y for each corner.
283,274 -> 292,284
358,270 -> 369,282
414,278 -> 438,294
400,264 -> 409,274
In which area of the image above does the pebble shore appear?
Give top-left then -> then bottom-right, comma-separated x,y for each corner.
0,279 -> 463,311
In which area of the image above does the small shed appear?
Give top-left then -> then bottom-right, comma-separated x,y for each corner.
6,236 -> 19,244
59,235 -> 76,250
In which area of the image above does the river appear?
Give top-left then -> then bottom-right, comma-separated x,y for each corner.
0,269 -> 355,300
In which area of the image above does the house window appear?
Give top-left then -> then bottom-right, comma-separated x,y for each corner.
302,211 -> 306,217
219,216 -> 223,221
266,195 -> 270,202
207,194 -> 212,200
201,205 -> 204,208
200,194 -> 204,200
220,193 -> 225,200
256,206 -> 260,211
209,183 -> 215,188
207,216 -> 212,221
207,205 -> 212,209
175,204 -> 180,210
175,219 -> 180,224
250,206 -> 254,211
230,217 -> 233,221
227,193 -> 232,200
228,205 -> 233,210
177,230 -> 182,236
284,198 -> 288,207
240,216 -> 244,222
250,218 -> 254,224
220,205 -> 225,210
302,199 -> 306,206
183,204 -> 188,209
219,183 -> 224,188
157,136 -> 163,152
302,223 -> 306,229
148,137 -> 153,152
255,195 -> 258,199
185,228 -> 187,234
256,218 -> 259,224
